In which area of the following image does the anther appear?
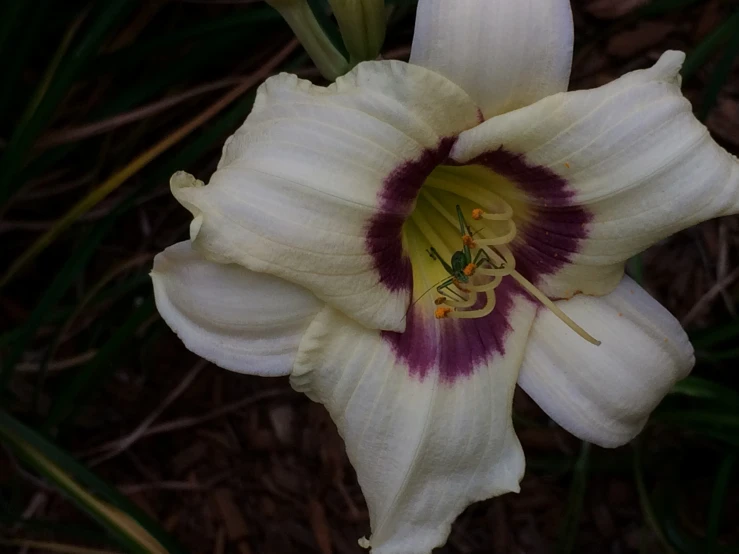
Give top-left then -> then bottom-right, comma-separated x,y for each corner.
471,208 -> 485,220
434,306 -> 452,319
452,278 -> 469,292
434,296 -> 447,305
462,234 -> 476,248
463,263 -> 477,276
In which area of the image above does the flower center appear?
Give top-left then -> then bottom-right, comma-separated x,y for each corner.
405,164 -> 600,346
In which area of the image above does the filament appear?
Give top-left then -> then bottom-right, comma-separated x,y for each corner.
427,194 -> 601,346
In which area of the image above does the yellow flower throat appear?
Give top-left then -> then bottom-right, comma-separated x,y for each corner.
406,167 -> 600,346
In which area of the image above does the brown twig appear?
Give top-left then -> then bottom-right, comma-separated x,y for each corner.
681,266 -> 739,327
86,360 -> 208,466
82,388 -> 292,460
37,78 -> 247,149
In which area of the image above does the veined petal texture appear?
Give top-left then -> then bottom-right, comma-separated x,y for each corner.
452,51 -> 739,299
291,289 -> 537,553
518,276 -> 694,447
152,241 -> 323,376
171,61 -> 480,332
410,0 -> 573,118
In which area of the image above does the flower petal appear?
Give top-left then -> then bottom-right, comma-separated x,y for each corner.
518,276 -> 694,448
151,241 -> 323,376
451,51 -> 739,298
172,61 -> 479,333
291,286 -> 538,553
410,0 -> 573,119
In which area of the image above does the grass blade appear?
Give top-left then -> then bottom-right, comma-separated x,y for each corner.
698,13 -> 739,120
706,450 -> 737,548
682,10 -> 739,81
669,376 -> 739,408
43,297 -> 155,432
557,442 -> 591,554
0,40 -> 299,287
0,410 -> 186,554
0,0 -> 136,207
632,441 -> 677,554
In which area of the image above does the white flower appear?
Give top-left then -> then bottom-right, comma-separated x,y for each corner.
150,1 -> 739,552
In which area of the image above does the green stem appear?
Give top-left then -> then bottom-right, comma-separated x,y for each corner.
268,0 -> 349,79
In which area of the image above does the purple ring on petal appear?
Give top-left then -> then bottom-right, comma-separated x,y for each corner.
383,279 -> 521,383
365,138 -> 457,293
366,140 -> 592,383
470,148 -> 592,287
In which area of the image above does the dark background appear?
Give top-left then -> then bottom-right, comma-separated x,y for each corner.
1,1 -> 739,553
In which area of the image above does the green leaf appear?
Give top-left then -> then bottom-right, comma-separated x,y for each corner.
43,297 -> 155,432
92,8 -> 281,74
0,0 -> 136,207
638,0 -> 704,17
669,377 -> 739,408
0,1 -> 48,128
557,442 -> 591,554
632,441 -> 677,554
699,13 -> 739,120
0,410 -> 187,554
689,318 -> 739,349
706,450 -> 737,548
682,10 -> 739,81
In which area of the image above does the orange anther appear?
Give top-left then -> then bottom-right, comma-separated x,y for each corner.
435,306 -> 452,319
462,234 -> 476,248
471,208 -> 484,220
463,263 -> 477,276
434,296 -> 447,305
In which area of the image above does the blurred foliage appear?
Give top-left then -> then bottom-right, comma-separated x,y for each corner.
0,1 -> 738,553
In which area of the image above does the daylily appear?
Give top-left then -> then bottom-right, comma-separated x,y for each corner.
151,0 -> 739,552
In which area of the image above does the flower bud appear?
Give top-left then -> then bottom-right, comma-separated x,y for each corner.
266,0 -> 349,80
327,0 -> 386,63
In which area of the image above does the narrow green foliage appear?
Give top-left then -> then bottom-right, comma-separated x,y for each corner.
0,1 -> 48,127
92,8 -> 282,73
699,13 -> 739,120
690,317 -> 739,349
0,0 -> 136,206
44,297 -> 155,432
0,410 -> 187,554
682,11 -> 739,80
557,442 -> 591,554
632,442 -> 678,554
706,450 -> 737,548
669,377 -> 739,407
638,0 -> 704,17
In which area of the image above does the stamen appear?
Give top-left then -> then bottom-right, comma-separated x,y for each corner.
444,290 -> 479,309
508,270 -> 601,346
421,194 -> 600,346
425,176 -> 512,220
467,275 -> 503,293
476,266 -> 511,277
475,220 -> 517,246
435,306 -> 452,319
448,292 -> 497,319
484,244 -> 516,271
452,278 -> 469,292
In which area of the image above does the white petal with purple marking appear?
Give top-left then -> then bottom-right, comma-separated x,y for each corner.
518,276 -> 694,447
451,51 -> 739,299
171,61 -> 480,332
292,287 -> 537,553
